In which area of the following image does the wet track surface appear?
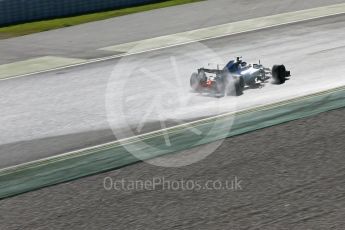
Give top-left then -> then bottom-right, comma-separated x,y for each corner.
1,1 -> 345,228
1,107 -> 344,229
1,0 -> 344,64
1,15 -> 345,167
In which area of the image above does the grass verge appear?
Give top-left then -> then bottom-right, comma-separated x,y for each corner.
0,0 -> 203,39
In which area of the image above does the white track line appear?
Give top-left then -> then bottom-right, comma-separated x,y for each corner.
1,85 -> 344,175
1,3 -> 345,81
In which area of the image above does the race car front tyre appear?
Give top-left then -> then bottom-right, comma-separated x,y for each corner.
272,65 -> 287,84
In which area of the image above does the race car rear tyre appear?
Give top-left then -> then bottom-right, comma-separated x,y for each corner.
272,65 -> 286,84
235,76 -> 245,96
227,76 -> 244,96
239,76 -> 245,90
190,72 -> 201,91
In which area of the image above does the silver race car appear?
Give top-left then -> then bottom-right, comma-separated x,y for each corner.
190,57 -> 291,96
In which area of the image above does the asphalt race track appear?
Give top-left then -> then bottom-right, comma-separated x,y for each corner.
1,107 -> 344,229
1,14 -> 345,168
0,0 -> 344,64
1,0 -> 345,228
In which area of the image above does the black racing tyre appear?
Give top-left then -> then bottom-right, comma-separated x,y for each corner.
190,72 -> 201,91
227,76 -> 244,96
239,76 -> 245,90
235,76 -> 245,96
272,65 -> 286,84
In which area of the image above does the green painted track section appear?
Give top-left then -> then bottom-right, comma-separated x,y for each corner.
1,86 -> 345,199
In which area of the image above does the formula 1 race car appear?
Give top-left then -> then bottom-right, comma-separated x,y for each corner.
190,57 -> 291,96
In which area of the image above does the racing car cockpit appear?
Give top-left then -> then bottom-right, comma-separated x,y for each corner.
224,57 -> 247,73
